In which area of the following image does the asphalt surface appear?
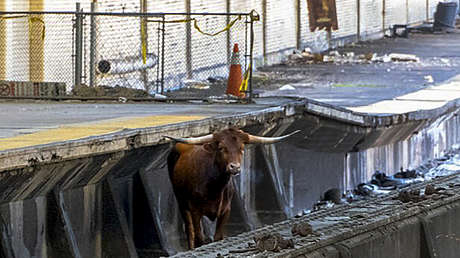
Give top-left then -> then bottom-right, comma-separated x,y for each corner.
257,31 -> 460,107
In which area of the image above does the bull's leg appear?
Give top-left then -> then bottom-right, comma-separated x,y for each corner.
192,212 -> 206,247
183,210 -> 195,249
214,208 -> 231,241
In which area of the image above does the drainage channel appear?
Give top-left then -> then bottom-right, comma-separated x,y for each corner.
173,167 -> 460,257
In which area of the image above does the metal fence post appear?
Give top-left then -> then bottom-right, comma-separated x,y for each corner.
249,19 -> 254,102
185,0 -> 192,79
262,0 -> 267,62
357,0 -> 360,41
226,0 -> 231,64
382,0 -> 386,34
295,0 -> 301,50
140,0 -> 149,92
161,16 -> 165,94
89,2 -> 96,87
426,0 -> 429,20
74,3 -> 83,88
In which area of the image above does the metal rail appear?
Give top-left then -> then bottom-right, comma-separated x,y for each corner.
0,11 -> 251,17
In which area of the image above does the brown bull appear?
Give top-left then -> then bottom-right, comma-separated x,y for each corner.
165,127 -> 299,249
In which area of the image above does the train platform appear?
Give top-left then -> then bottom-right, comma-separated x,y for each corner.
1,32 -> 460,162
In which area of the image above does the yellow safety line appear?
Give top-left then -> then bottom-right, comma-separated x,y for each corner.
0,115 -> 205,151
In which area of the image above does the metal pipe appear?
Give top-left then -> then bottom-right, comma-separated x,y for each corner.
97,54 -> 158,75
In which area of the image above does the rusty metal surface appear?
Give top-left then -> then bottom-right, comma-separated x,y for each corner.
172,172 -> 460,257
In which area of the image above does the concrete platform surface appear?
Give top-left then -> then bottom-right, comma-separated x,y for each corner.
0,102 -> 273,151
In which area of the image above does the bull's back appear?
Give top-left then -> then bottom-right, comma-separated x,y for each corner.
167,143 -> 197,180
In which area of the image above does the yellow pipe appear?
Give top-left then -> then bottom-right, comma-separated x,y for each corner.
0,0 -> 6,80
29,0 -> 44,82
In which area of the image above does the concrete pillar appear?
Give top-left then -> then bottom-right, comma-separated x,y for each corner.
29,0 -> 44,82
0,0 -> 5,80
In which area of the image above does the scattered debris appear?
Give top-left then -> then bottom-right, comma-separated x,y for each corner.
424,184 -> 437,195
254,233 -> 294,252
284,49 -> 420,65
396,189 -> 426,203
183,79 -> 210,90
371,171 -> 400,189
72,84 -> 149,98
291,222 -> 314,237
345,190 -> 355,203
394,168 -> 418,179
323,188 -> 342,204
440,58 -> 451,66
355,183 -> 374,196
207,76 -> 225,83
424,75 -> 434,83
279,84 -> 296,91
389,53 -> 420,62
152,93 -> 167,99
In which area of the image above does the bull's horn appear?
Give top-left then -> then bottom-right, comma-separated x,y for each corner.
163,134 -> 214,144
247,130 -> 300,144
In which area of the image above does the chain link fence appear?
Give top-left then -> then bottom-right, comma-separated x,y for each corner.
0,7 -> 256,100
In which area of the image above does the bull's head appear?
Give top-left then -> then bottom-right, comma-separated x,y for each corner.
165,128 -> 300,175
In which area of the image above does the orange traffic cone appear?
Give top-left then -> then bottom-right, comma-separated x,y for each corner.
226,43 -> 243,97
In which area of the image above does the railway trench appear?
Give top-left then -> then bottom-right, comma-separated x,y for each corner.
0,99 -> 460,257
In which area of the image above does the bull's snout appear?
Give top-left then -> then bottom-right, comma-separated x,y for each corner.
227,162 -> 241,175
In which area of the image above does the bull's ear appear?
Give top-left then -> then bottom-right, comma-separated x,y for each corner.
203,142 -> 217,153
